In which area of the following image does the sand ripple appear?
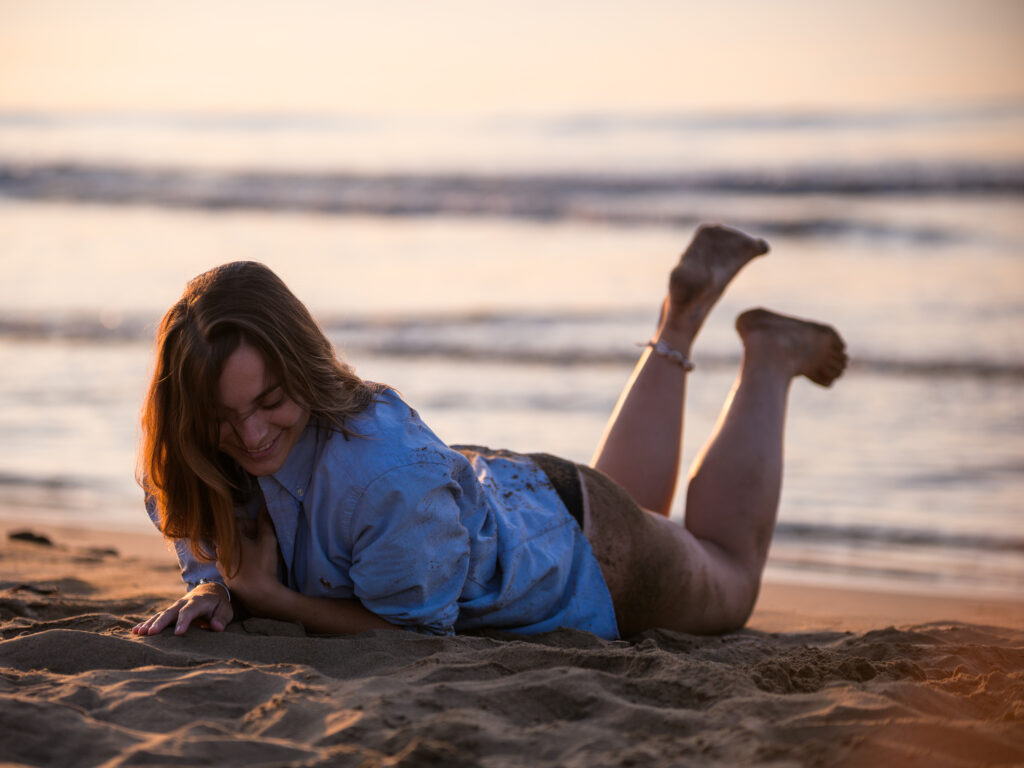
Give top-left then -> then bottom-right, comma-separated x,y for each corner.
2,537 -> 1023,767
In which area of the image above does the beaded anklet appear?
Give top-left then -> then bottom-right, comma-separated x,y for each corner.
642,339 -> 695,372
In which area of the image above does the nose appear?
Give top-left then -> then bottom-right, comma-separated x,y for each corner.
234,412 -> 270,450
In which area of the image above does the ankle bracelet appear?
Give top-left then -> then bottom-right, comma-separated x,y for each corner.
642,340 -> 695,372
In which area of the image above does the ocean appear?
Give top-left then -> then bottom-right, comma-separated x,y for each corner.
1,104 -> 1022,599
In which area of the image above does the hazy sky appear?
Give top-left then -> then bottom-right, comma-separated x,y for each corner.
2,0 -> 1022,114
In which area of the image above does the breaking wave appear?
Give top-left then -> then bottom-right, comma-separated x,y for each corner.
1,311 -> 1020,380
1,161 -> 1021,237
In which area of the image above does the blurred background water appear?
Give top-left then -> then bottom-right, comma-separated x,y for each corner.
1,1 -> 1022,599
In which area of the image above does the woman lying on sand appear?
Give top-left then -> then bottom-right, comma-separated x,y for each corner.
132,225 -> 846,640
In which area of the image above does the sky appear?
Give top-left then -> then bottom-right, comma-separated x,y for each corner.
1,0 -> 1023,116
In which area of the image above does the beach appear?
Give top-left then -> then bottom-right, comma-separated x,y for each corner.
3,4 -> 1023,766
3,520 -> 1022,768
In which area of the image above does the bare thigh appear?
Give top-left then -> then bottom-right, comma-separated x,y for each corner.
578,465 -> 753,636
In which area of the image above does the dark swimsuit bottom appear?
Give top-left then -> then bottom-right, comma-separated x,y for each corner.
526,452 -> 585,530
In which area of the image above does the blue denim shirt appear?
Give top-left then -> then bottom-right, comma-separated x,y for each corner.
146,388 -> 619,639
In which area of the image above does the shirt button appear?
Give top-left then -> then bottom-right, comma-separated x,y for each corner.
296,488 -> 304,497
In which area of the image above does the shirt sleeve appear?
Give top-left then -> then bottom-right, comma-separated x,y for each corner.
144,493 -> 222,591
347,462 -> 470,635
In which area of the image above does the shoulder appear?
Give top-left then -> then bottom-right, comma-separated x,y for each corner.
316,387 -> 456,490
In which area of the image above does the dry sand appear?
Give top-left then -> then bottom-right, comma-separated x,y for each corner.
1,521 -> 1022,768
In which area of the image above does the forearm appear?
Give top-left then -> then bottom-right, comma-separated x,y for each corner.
245,582 -> 397,635
224,510 -> 399,635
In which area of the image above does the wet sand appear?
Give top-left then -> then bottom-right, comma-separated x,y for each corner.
2,521 -> 1022,767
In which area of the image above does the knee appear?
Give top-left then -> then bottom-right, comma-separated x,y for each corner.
718,558 -> 763,631
713,585 -> 759,633
633,542 -> 763,636
686,551 -> 762,635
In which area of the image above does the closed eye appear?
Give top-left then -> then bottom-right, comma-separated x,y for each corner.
215,384 -> 285,426
260,386 -> 285,410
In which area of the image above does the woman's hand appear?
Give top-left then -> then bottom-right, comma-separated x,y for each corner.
131,581 -> 233,636
221,509 -> 286,616
133,511 -> 278,637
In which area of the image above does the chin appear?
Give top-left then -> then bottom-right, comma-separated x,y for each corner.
240,455 -> 285,476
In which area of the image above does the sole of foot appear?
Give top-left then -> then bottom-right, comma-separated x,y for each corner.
736,308 -> 848,387
669,224 -> 770,311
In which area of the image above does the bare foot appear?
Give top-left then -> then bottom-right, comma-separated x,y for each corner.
662,225 -> 769,335
736,308 -> 848,386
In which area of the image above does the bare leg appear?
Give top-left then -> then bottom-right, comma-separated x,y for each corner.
683,308 -> 848,606
583,308 -> 847,635
591,225 -> 768,516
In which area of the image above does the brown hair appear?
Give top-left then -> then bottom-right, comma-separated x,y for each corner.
138,261 -> 382,574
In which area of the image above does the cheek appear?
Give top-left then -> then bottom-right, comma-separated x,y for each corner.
218,421 -> 234,448
279,401 -> 307,428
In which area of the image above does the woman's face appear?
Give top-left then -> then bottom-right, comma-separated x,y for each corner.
216,341 -> 310,476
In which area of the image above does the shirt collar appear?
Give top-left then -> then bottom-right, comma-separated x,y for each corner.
266,417 -> 320,502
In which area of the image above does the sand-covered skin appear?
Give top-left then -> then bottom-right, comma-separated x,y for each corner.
2,530 -> 1023,768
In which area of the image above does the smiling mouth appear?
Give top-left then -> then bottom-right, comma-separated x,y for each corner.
244,435 -> 279,461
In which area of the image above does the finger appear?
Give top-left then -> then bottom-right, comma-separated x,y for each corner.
132,616 -> 154,635
209,598 -> 235,632
173,607 -> 196,636
148,607 -> 182,635
136,615 -> 163,635
131,619 -> 151,635
174,607 -> 201,636
258,526 -> 278,558
133,602 -> 182,635
258,509 -> 275,539
174,593 -> 223,635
